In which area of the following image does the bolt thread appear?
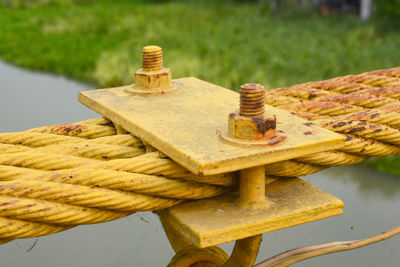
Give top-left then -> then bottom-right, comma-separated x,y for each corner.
239,83 -> 266,117
142,46 -> 163,71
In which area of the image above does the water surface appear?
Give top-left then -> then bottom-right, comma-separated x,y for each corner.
0,60 -> 399,266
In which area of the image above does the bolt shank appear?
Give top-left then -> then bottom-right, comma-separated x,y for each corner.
236,165 -> 269,209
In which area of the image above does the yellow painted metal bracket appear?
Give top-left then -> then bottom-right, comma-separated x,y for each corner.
79,52 -> 345,266
79,77 -> 345,176
157,177 -> 343,248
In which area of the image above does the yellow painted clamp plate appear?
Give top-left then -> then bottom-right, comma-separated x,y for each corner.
79,77 -> 344,176
156,177 -> 343,248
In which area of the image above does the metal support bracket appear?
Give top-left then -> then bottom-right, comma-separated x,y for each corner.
79,72 -> 345,266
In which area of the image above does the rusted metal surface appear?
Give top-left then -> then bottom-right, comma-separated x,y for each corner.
333,74 -> 400,87
239,83 -> 267,117
228,83 -> 277,141
317,91 -> 398,108
377,103 -> 400,113
315,119 -> 400,145
33,124 -> 87,135
337,110 -> 400,129
368,67 -> 400,78
358,85 -> 400,100
264,93 -> 304,106
268,86 -> 337,100
302,80 -> 376,94
280,101 -> 366,116
26,123 -> 116,139
227,113 -> 277,140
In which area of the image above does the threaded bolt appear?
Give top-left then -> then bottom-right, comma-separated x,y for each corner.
142,45 -> 163,71
239,83 -> 266,117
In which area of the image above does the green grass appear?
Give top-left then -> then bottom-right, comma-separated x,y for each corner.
364,155 -> 400,177
0,0 -> 399,176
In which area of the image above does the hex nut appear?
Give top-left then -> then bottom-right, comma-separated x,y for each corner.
228,112 -> 276,140
134,68 -> 172,90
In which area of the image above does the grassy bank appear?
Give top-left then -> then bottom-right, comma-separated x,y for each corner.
0,0 -> 399,175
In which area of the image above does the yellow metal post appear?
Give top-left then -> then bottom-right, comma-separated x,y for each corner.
236,165 -> 269,209
224,85 -> 270,266
224,165 -> 266,267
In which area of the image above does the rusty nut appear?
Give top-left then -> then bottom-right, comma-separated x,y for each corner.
134,68 -> 172,90
228,112 -> 276,140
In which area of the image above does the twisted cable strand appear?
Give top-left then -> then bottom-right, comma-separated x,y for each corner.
89,152 -> 194,178
78,117 -> 113,126
265,94 -> 304,107
279,101 -> 365,116
314,119 -> 400,146
264,94 -> 400,157
336,110 -> 400,129
0,139 -> 145,161
287,111 -> 330,121
26,123 -> 116,139
367,66 -> 400,78
0,151 -> 96,170
36,143 -> 145,160
0,165 -> 44,180
270,86 -> 400,109
0,239 -> 13,244
0,180 -> 184,212
0,132 -> 143,149
90,134 -> 143,147
337,135 -> 400,156
0,195 -> 128,225
264,92 -> 400,148
377,104 -> 400,113
267,86 -> 338,100
301,80 -> 376,94
0,165 -> 231,199
265,161 -> 326,177
0,144 -> 31,154
267,91 -> 400,130
357,85 -> 400,100
317,92 -> 399,108
332,74 -> 400,87
0,147 -> 234,187
0,217 -> 70,239
296,151 -> 366,166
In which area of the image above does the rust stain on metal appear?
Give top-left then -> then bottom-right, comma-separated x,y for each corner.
305,79 -> 376,95
308,93 -> 317,99
228,83 -> 278,140
346,127 -> 366,134
281,101 -> 365,116
239,83 -> 266,117
253,117 -> 276,135
370,113 -> 379,118
368,67 -> 400,78
268,86 -> 337,101
332,122 -> 347,128
266,134 -> 286,145
345,135 -> 353,141
37,124 -> 88,135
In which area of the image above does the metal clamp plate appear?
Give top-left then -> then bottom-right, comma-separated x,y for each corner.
79,77 -> 344,176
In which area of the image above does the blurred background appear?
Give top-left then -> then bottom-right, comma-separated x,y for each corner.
0,0 -> 399,266
0,0 -> 399,90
